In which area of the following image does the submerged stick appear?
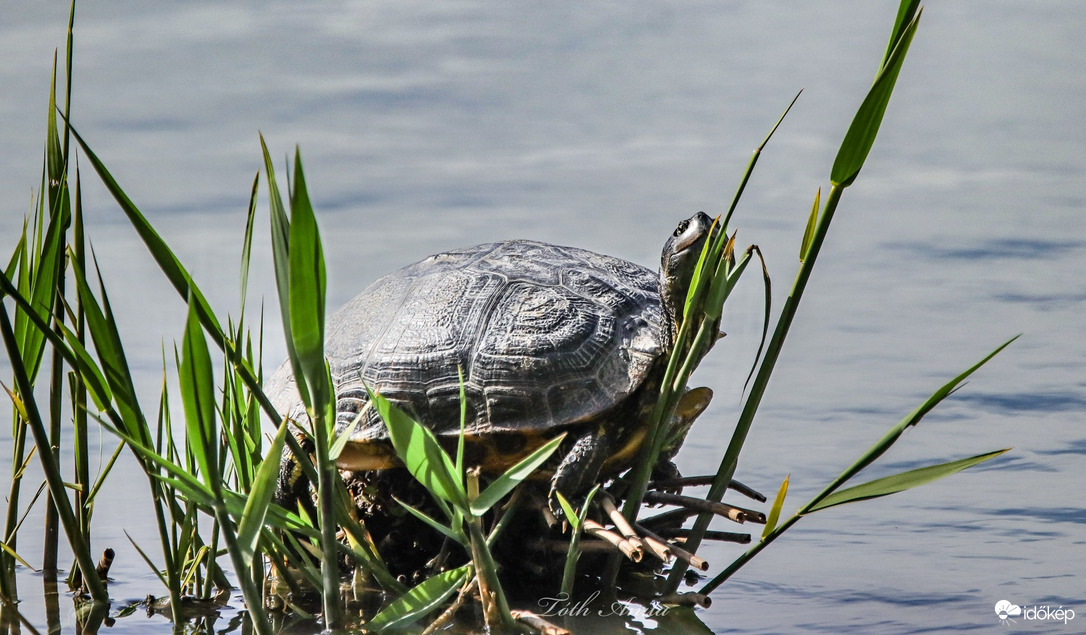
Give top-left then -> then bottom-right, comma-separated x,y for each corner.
642,491 -> 766,524
649,477 -> 766,502
633,523 -> 705,571
583,520 -> 642,562
664,529 -> 751,544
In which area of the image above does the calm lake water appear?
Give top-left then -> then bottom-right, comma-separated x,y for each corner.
2,1 -> 1084,632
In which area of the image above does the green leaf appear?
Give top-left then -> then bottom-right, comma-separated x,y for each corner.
830,8 -> 922,187
0,541 -> 37,572
393,496 -> 467,545
455,366 -> 467,477
471,433 -> 566,516
239,169 -> 259,317
883,0 -> 923,67
806,335 -> 1018,510
808,449 -> 1009,513
91,413 -> 215,505
261,135 -> 297,390
761,474 -> 789,540
555,491 -> 580,531
800,188 -> 820,262
179,296 -> 219,490
286,149 -> 329,413
70,256 -> 148,443
66,122 -> 225,339
365,564 -> 471,632
236,418 -> 290,567
369,387 -> 468,509
560,484 -> 599,598
125,531 -> 169,589
328,412 -> 362,462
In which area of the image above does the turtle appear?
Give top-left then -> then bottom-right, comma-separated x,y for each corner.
270,211 -> 719,513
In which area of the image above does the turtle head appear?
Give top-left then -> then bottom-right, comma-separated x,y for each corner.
659,212 -> 716,344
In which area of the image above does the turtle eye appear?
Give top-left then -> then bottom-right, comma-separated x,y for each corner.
673,220 -> 690,237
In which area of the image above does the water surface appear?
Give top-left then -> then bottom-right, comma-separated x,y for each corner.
1,1 -> 1084,632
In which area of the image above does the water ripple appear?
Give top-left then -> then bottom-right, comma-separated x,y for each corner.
887,238 -> 1085,261
980,506 -> 1086,525
950,390 -> 1086,413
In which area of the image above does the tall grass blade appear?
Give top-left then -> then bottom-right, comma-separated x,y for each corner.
236,419 -> 290,567
799,188 -> 820,262
0,272 -> 110,411
261,135 -> 297,380
239,170 -> 259,320
805,335 -> 1018,506
0,303 -> 106,602
672,5 -> 926,590
558,485 -> 598,598
125,531 -> 168,588
470,433 -> 566,516
69,256 -> 147,441
393,497 -> 465,544
700,340 -> 1016,595
883,0 -> 923,66
286,150 -> 328,410
0,543 -> 36,573
371,388 -> 468,509
830,8 -> 922,187
365,564 -> 471,631
807,449 -> 1009,513
179,296 -> 219,490
721,90 -> 801,230
66,123 -> 224,338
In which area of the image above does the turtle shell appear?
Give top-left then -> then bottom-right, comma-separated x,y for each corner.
267,239 -> 666,451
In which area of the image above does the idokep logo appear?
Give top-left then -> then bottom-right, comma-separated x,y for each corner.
995,600 -> 1076,625
995,600 -> 1021,624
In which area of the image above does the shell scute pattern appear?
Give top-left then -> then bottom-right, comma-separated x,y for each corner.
269,239 -> 667,450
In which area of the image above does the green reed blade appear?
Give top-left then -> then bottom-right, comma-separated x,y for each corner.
883,0 -> 922,67
0,272 -> 110,413
471,433 -> 566,516
559,484 -> 599,598
261,135 -> 297,378
69,256 -> 148,442
700,338 -> 1016,595
807,449 -> 1009,513
370,387 -> 468,509
236,419 -> 289,567
366,564 -> 471,632
286,150 -> 328,412
4,481 -> 45,546
239,170 -> 259,322
0,542 -> 36,573
66,123 -> 224,339
799,188 -> 820,262
722,89 -> 801,231
90,415 -> 214,504
673,2 -> 927,592
830,9 -> 922,187
0,303 -> 105,603
81,440 -> 123,505
803,335 -> 1018,510
125,531 -> 168,588
180,297 -> 219,491
393,496 -> 466,544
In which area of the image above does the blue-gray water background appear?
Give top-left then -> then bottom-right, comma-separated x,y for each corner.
2,1 -> 1084,632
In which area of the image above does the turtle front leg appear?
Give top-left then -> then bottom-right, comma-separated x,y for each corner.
548,423 -> 617,516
